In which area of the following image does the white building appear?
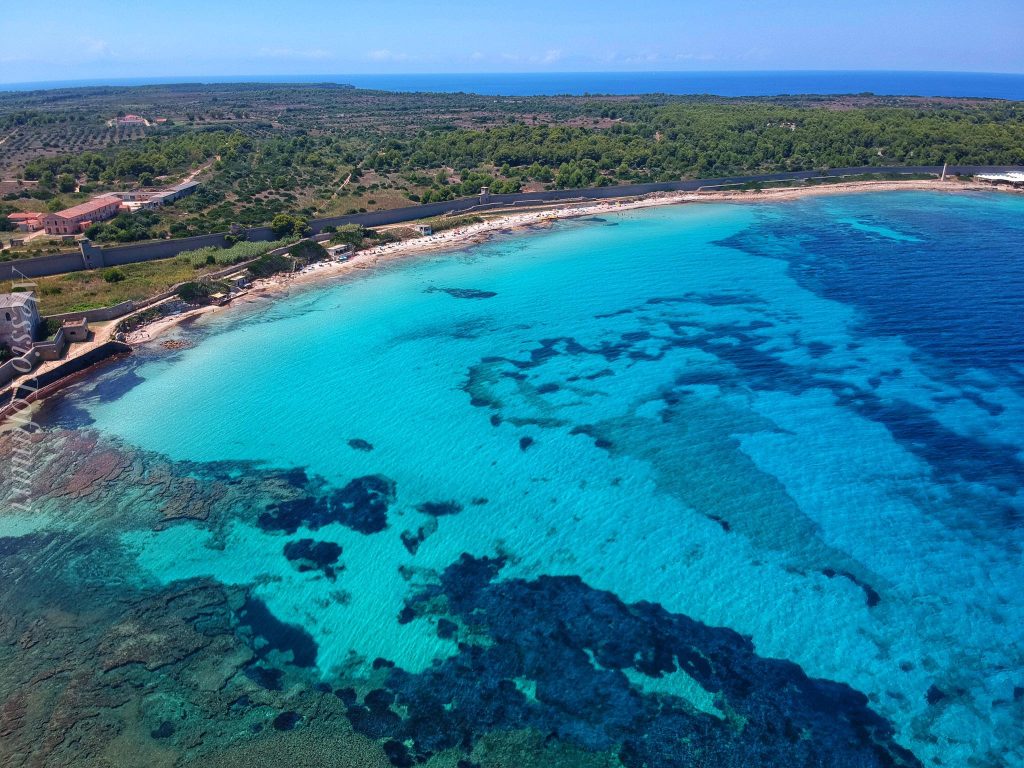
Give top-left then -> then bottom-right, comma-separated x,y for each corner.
0,293 -> 41,351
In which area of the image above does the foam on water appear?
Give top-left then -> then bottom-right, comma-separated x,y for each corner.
36,192 -> 1024,764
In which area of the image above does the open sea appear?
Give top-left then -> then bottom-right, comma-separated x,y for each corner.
2,190 -> 1023,766
3,71 -> 1024,99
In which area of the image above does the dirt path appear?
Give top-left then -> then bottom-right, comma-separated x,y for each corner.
182,156 -> 219,184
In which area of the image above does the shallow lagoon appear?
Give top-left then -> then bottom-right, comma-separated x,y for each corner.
4,191 -> 1023,767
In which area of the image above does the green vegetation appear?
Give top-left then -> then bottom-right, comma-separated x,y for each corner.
85,210 -> 163,243
328,224 -> 373,250
246,239 -> 329,279
177,238 -> 293,269
1,83 -> 1021,256
28,258 -> 213,314
102,268 -> 126,283
289,239 -> 328,262
26,237 -> 286,314
423,214 -> 484,233
247,252 -> 293,279
270,213 -> 311,239
177,280 -> 228,304
327,224 -> 398,251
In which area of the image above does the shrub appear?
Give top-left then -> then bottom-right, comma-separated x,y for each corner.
329,224 -> 367,249
103,268 -> 126,283
289,239 -> 329,264
247,253 -> 292,278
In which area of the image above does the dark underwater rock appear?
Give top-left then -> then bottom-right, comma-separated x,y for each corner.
383,739 -> 415,767
708,515 -> 731,533
426,287 -> 498,299
236,596 -> 318,668
258,496 -> 328,535
401,529 -> 426,555
329,475 -> 397,534
519,436 -> 534,451
351,554 -> 921,768
821,567 -> 881,608
348,438 -> 375,452
259,475 -> 397,535
283,539 -> 343,579
272,711 -> 302,731
244,664 -> 284,691
416,500 -> 463,517
150,720 -> 175,739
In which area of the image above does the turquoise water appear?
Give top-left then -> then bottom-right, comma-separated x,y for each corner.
12,191 -> 1024,766
7,72 -> 1024,100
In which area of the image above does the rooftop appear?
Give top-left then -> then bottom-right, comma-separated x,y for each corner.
49,196 -> 121,220
0,292 -> 35,309
162,180 -> 200,194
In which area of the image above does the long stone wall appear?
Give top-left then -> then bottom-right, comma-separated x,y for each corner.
43,301 -> 137,325
2,164 -> 1021,281
0,251 -> 88,280
0,341 -> 132,416
0,352 -> 36,389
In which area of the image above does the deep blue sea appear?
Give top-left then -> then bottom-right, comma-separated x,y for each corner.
3,71 -> 1024,99
3,191 -> 1023,766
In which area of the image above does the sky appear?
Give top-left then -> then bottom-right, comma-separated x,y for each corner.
1,0 -> 1022,84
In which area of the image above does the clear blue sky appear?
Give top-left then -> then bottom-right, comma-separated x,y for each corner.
2,0 -> 1022,84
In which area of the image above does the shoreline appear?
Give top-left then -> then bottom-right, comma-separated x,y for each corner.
2,176 -> 1013,413
194,176 -> 1004,306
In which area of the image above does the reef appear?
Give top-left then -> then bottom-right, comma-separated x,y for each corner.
426,287 -> 498,299
258,475 -> 397,535
416,501 -> 463,517
353,554 -> 922,767
283,539 -> 343,579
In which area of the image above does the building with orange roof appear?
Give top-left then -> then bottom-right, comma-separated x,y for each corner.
41,197 -> 123,236
6,212 -> 42,232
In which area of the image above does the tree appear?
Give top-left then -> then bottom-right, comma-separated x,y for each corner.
57,174 -> 76,193
290,239 -> 328,264
177,281 -> 208,303
329,224 -> 366,249
270,213 -> 310,239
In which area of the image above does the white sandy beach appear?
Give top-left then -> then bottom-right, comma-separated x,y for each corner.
30,176 -> 1021,362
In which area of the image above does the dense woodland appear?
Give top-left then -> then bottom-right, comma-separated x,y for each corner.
1,84 -> 1022,245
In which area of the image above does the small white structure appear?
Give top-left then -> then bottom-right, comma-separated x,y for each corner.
224,272 -> 251,289
327,244 -> 353,260
414,224 -> 433,236
62,317 -> 90,342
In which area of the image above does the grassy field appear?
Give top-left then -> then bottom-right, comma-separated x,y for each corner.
26,257 -> 222,315
19,237 -> 291,315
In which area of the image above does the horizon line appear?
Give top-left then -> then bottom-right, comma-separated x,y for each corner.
3,68 -> 1024,89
